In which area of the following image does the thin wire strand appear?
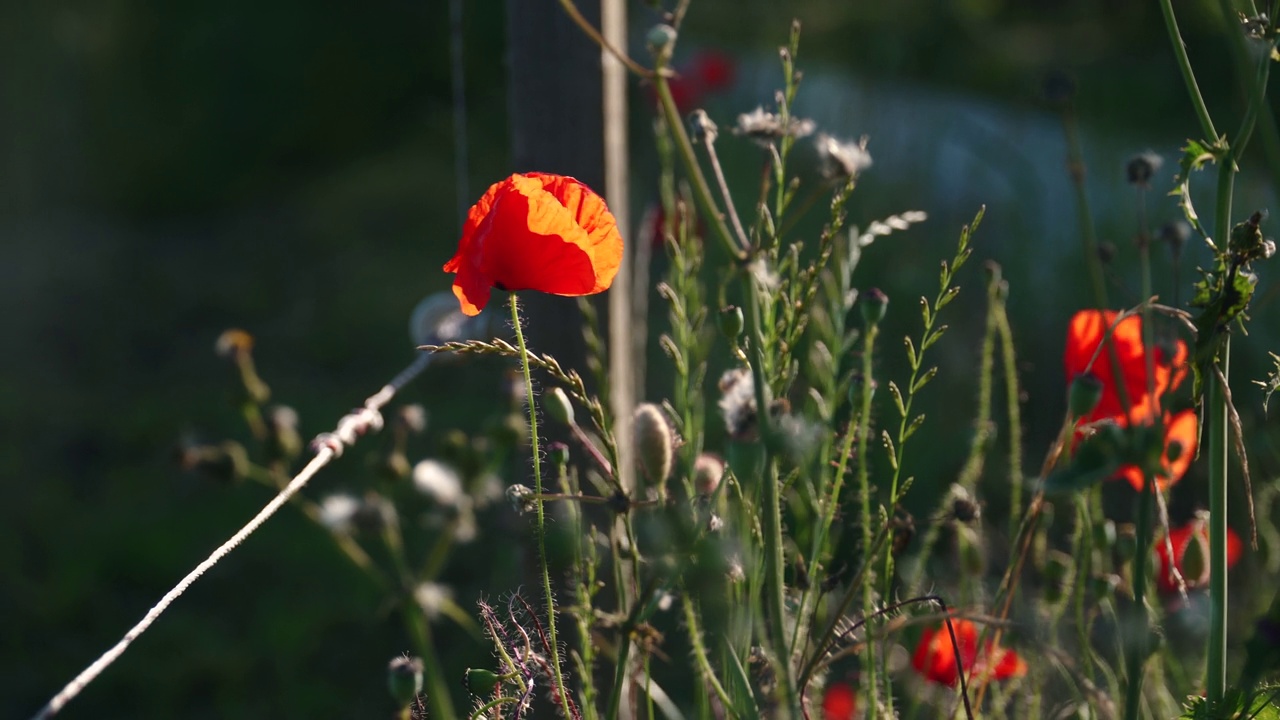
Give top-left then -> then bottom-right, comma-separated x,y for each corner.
30,355 -> 435,720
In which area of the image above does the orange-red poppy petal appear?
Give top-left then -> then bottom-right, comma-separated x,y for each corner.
1115,410 -> 1198,492
821,682 -> 857,720
443,173 -> 623,316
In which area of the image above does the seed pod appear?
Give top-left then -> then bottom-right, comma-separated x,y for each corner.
634,403 -> 674,486
387,656 -> 424,707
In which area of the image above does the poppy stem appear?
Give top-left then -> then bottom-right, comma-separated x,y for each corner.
508,292 -> 574,718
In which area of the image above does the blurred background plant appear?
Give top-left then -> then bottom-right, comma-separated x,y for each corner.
11,0 -> 1280,717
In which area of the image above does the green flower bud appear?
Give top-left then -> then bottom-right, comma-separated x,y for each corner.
544,387 -> 576,427
387,655 -> 424,707
859,287 -> 889,327
548,441 -> 571,468
1180,529 -> 1209,587
464,667 -> 501,697
1093,519 -> 1117,553
718,305 -> 744,340
646,24 -> 677,56
1116,523 -> 1137,562
1068,373 -> 1104,419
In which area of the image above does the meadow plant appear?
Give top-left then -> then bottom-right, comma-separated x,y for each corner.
29,3 -> 1280,720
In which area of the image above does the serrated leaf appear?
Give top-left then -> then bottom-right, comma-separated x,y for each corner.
912,367 -> 938,394
904,336 -> 918,368
905,413 -> 926,440
1173,138 -> 1219,241
882,431 -> 897,470
888,381 -> 906,417
922,325 -> 949,351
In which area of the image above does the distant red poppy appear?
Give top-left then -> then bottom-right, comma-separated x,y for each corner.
1063,310 -> 1187,427
1115,409 -> 1198,492
911,619 -> 1025,687
443,173 -> 624,316
821,681 -> 857,720
655,49 -> 737,112
1156,517 -> 1243,594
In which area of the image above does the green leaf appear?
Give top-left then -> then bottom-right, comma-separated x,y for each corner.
1173,138 -> 1219,241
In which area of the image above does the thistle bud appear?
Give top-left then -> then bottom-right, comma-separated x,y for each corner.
387,656 -> 424,707
718,305 -> 744,339
859,288 -> 889,327
544,387 -> 576,427
693,453 -> 725,495
634,403 -> 674,486
1068,373 -> 1104,419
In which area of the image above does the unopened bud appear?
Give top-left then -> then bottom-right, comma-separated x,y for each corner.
387,656 -> 424,707
1180,529 -> 1210,588
860,288 -> 889,327
718,305 -> 744,339
548,441 -> 571,468
544,387 -> 576,427
464,667 -> 501,697
647,24 -> 677,56
1068,373 -> 1104,419
693,453 -> 725,495
634,403 -> 674,486
1126,151 -> 1163,188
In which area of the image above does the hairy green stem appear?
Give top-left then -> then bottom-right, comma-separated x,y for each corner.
856,320 -> 881,716
509,293 -> 572,717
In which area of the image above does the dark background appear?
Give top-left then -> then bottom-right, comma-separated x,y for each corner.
7,0 -> 1280,717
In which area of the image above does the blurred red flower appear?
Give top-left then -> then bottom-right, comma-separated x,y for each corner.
911,619 -> 1025,687
656,49 -> 737,112
1155,517 -> 1243,594
821,681 -> 857,720
1063,310 -> 1187,427
1115,409 -> 1198,492
443,173 -> 624,316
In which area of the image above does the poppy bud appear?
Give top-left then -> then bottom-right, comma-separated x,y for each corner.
548,441 -> 570,468
464,667 -> 501,696
860,288 -> 889,327
387,656 -> 424,707
718,305 -> 744,339
544,387 -> 576,427
634,403 -> 674,486
1179,529 -> 1210,588
1116,523 -> 1137,562
647,24 -> 677,57
1068,373 -> 1104,419
693,453 -> 725,495
1093,519 -> 1117,553
1090,573 -> 1120,603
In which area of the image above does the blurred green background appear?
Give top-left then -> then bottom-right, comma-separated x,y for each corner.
7,0 -> 1280,717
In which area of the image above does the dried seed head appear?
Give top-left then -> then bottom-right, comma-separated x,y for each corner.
413,459 -> 464,507
318,493 -> 361,533
506,484 -> 536,514
733,106 -> 815,147
634,403 -> 674,485
718,368 -> 758,441
814,133 -> 872,180
1126,151 -> 1163,188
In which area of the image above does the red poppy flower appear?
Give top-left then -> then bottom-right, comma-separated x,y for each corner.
1156,517 -> 1243,594
1064,310 -> 1187,427
821,681 -> 857,720
443,173 -> 624,316
911,619 -> 1026,687
1115,409 -> 1198,492
654,49 -> 738,112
